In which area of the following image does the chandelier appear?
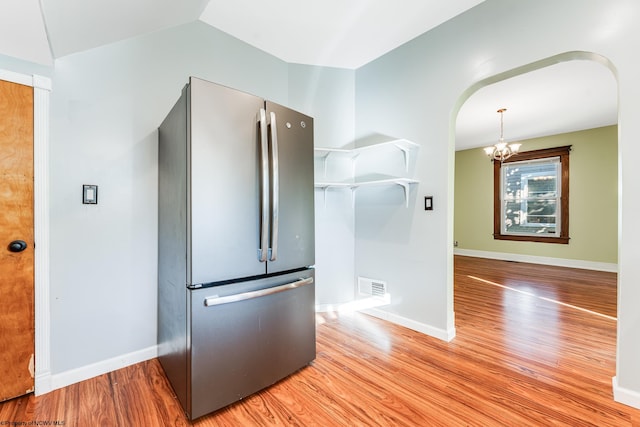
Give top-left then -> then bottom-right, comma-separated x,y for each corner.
483,108 -> 521,161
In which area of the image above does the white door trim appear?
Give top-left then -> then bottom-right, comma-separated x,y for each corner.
0,69 -> 52,395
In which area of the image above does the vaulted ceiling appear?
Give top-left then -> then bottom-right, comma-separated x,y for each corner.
2,0 -> 484,68
0,0 -> 618,149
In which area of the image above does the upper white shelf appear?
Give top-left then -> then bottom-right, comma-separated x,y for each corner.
314,178 -> 419,208
314,138 -> 419,173
315,177 -> 419,189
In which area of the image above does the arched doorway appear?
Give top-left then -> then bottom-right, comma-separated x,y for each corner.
450,50 -> 619,390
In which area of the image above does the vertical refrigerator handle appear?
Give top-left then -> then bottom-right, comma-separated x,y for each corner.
268,111 -> 279,261
258,108 -> 269,262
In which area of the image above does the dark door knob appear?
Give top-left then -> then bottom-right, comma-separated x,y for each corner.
8,240 -> 27,252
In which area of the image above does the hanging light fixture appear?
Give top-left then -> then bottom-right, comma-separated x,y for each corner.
484,108 -> 521,161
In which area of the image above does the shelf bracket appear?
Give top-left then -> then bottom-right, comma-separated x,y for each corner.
395,143 -> 411,172
319,153 -> 330,178
398,182 -> 410,208
314,186 -> 332,208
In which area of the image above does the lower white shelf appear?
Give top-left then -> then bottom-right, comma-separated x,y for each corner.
315,178 -> 419,207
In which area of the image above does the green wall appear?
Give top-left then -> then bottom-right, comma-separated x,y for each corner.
454,125 -> 618,264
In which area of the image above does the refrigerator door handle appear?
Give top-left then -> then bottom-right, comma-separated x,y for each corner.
268,111 -> 279,261
203,277 -> 313,307
257,108 -> 269,262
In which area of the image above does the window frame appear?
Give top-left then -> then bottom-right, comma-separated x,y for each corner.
493,145 -> 571,244
501,157 -> 561,237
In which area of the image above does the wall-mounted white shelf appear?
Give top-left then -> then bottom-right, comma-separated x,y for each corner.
315,138 -> 419,176
315,177 -> 419,190
314,138 -> 420,208
315,178 -> 419,207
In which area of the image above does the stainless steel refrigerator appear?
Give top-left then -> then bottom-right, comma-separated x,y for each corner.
157,77 -> 315,420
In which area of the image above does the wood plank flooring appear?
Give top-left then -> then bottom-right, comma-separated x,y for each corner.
2,256 -> 639,426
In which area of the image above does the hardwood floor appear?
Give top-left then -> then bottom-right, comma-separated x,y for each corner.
2,256 -> 639,426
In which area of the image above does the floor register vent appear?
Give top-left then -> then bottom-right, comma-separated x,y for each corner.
358,277 -> 387,298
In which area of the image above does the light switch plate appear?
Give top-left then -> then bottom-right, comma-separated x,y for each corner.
424,196 -> 433,211
83,185 -> 98,204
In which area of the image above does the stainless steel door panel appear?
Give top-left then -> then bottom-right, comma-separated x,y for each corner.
189,269 -> 316,419
265,102 -> 315,273
189,78 -> 266,285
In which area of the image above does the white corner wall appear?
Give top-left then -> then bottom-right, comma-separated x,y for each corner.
287,64 -> 357,307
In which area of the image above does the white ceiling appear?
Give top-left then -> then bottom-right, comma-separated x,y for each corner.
1,0 -> 484,68
0,0 -> 51,65
456,60 -> 618,151
199,0 -> 485,69
0,0 -> 618,148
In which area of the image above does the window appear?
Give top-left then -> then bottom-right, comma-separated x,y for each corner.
493,146 -> 571,244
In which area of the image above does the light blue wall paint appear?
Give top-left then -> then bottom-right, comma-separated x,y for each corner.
355,0 -> 640,395
354,13 -> 463,332
0,53 -> 53,77
287,65 -> 356,305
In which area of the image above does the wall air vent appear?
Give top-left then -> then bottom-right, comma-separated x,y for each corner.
358,277 -> 387,298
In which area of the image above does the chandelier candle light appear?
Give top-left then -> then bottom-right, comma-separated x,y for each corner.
484,108 -> 521,161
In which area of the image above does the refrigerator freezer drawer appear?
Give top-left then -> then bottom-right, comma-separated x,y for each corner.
188,269 -> 316,419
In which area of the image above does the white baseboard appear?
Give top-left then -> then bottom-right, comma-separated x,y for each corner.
316,295 -> 455,342
612,376 -> 640,409
39,345 -> 158,394
316,303 -> 345,312
454,248 -> 618,273
361,307 -> 456,342
35,370 -> 52,396
315,295 -> 387,314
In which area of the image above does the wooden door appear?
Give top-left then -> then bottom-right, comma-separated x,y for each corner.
0,79 -> 35,401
